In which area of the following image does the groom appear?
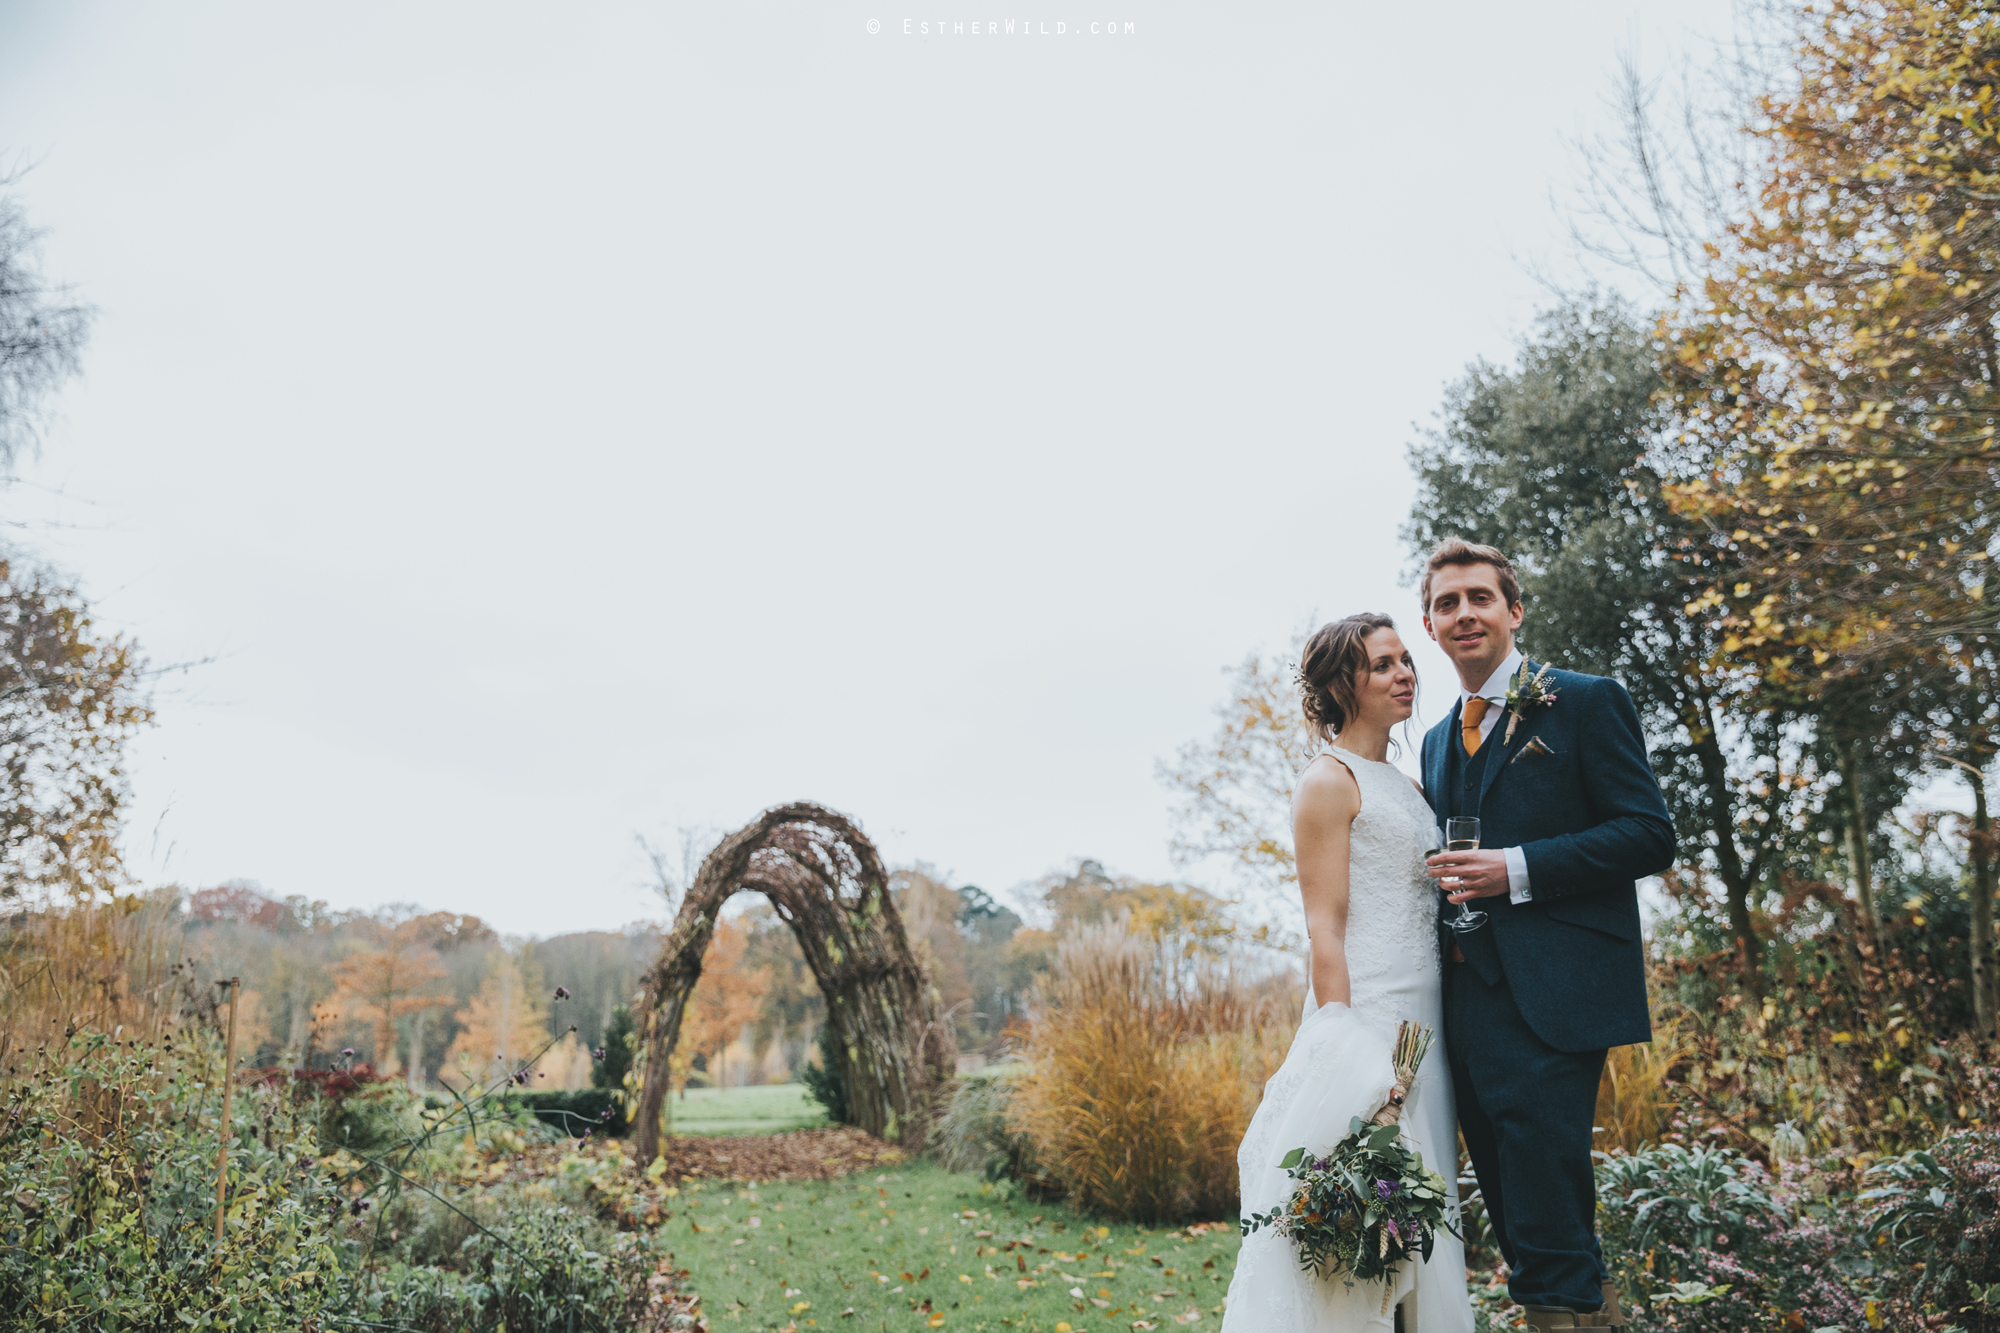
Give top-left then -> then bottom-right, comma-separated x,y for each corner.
1417,539 -> 1674,1331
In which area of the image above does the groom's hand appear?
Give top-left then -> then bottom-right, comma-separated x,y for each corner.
1426,849 -> 1510,902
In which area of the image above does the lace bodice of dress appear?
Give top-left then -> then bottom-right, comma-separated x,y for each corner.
1322,745 -> 1442,1016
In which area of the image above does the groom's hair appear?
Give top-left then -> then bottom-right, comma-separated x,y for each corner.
1420,538 -> 1522,612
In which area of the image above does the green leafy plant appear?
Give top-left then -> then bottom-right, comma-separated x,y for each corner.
1860,1128 -> 2000,1331
1594,1145 -> 1866,1332
0,1027 -> 346,1330
1596,1142 -> 1782,1262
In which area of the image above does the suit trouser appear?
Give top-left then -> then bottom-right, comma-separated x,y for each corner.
1445,958 -> 1608,1312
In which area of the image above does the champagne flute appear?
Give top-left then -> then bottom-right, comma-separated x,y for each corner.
1443,816 -> 1489,933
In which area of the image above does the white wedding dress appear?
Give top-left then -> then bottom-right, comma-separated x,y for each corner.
1222,746 -> 1473,1333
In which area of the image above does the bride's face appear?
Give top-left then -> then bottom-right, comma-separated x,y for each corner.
1352,628 -> 1417,728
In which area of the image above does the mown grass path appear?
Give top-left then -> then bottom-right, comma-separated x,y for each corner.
667,1084 -> 833,1137
662,1160 -> 1240,1332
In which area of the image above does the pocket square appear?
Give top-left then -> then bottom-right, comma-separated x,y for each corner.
1511,736 -> 1556,763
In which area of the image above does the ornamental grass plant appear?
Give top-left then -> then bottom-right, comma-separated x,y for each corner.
1004,919 -> 1292,1223
1593,1013 -> 1688,1155
0,889 -> 190,1080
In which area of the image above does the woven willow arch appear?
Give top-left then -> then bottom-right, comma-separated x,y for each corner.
631,802 -> 955,1166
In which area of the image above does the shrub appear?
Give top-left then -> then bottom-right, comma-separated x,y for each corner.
1595,1143 -> 1865,1332
1861,1127 -> 2000,1331
0,1021 -> 673,1331
1004,920 -> 1289,1222
930,1064 -> 1045,1189
510,1088 -> 628,1139
354,1203 -> 649,1332
1598,1142 -> 1782,1263
0,1027 -> 348,1330
592,1006 -> 635,1091
1648,871 -> 2000,1161
801,1021 -> 850,1125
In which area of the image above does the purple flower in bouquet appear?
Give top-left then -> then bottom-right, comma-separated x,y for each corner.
1376,1180 -> 1400,1200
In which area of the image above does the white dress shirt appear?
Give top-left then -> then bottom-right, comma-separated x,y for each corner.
1459,647 -> 1534,904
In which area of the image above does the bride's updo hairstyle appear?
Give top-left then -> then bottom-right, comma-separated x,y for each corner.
1297,612 -> 1407,746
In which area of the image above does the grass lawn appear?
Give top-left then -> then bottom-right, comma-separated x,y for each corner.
662,1158 -> 1240,1332
667,1083 -> 833,1137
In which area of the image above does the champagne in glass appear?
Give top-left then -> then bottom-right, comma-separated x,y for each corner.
1444,816 -> 1488,933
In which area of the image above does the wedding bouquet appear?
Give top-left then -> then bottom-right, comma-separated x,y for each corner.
1238,1022 -> 1456,1282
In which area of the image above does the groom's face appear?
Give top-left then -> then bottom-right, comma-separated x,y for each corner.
1422,562 -> 1523,685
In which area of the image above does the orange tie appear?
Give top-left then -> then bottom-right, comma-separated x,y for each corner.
1461,697 -> 1490,756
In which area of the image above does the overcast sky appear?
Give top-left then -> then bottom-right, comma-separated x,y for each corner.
0,1 -> 1739,935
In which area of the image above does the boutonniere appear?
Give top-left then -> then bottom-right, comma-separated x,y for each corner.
1501,661 -> 1560,744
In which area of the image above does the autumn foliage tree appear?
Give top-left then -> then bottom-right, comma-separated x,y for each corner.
1407,298 -> 1827,988
0,564 -> 152,900
442,949 -> 550,1086
1650,0 -> 2000,1020
0,195 -> 146,903
1159,645 -> 1314,900
329,925 -> 449,1078
678,917 -> 770,1089
1663,0 -> 2000,683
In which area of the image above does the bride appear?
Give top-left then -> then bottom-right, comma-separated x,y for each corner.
1222,613 -> 1473,1332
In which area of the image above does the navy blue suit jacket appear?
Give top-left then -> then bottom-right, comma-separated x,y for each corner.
1423,662 -> 1675,1052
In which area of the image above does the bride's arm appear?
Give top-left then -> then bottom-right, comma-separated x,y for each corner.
1292,757 -> 1360,1008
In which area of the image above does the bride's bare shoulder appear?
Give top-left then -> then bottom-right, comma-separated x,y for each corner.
1293,752 -> 1360,821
